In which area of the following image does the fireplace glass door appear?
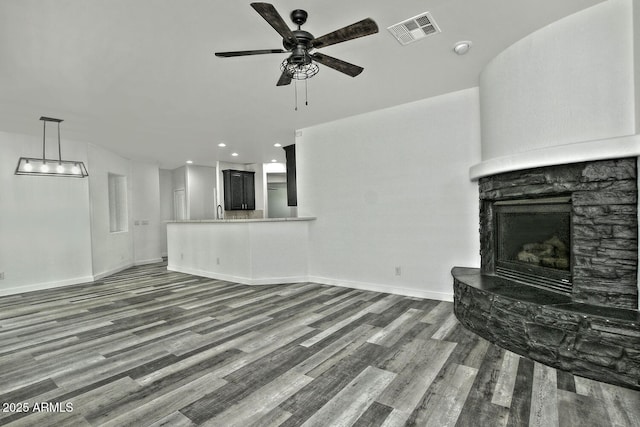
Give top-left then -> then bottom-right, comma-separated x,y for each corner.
494,197 -> 572,294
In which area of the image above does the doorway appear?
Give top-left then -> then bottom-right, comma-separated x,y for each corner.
173,189 -> 186,220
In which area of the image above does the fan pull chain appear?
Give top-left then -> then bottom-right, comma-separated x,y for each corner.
292,79 -> 312,111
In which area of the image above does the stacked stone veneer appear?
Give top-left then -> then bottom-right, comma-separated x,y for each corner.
479,157 -> 638,309
453,268 -> 640,390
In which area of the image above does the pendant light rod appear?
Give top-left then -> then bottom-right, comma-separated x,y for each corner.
42,120 -> 46,161
57,120 -> 62,164
40,116 -> 64,163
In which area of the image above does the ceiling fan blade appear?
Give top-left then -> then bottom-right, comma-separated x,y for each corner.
215,49 -> 286,57
251,3 -> 298,45
311,18 -> 378,49
310,53 -> 363,77
276,70 -> 292,86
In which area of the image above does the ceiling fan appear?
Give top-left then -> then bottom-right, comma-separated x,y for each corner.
215,3 -> 379,86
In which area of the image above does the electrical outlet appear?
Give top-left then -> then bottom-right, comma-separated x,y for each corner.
180,253 -> 184,260
0,272 -> 4,280
216,257 -> 220,265
395,266 -> 401,276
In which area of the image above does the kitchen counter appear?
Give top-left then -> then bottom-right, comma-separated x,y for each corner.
166,217 -> 315,285
167,217 -> 315,223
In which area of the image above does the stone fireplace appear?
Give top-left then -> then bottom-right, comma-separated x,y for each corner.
480,157 -> 638,309
453,157 -> 640,390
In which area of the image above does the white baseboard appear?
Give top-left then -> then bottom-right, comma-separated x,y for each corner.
0,265 -> 454,302
135,257 -> 164,266
166,265 -> 453,301
93,262 -> 134,281
167,265 -> 307,286
307,276 -> 454,302
0,275 -> 95,297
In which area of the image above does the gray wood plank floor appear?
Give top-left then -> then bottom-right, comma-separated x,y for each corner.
1,261 -> 639,426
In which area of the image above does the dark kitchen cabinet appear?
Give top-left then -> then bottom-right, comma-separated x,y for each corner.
283,144 -> 297,206
223,170 -> 255,210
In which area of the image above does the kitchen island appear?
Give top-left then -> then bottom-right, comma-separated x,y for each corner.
166,217 -> 315,285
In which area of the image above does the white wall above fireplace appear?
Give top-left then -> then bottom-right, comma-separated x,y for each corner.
469,134 -> 640,180
473,0 -> 638,179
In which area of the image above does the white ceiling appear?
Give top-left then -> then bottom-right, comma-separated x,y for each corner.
0,0 -> 603,169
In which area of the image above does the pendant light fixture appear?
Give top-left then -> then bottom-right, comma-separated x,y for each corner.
15,116 -> 88,178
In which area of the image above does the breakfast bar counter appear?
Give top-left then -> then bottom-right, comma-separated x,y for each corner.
166,217 -> 315,285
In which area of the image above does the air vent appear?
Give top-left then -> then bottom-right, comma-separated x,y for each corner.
387,12 -> 441,46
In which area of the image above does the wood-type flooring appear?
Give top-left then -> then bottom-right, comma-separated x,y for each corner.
0,261 -> 639,426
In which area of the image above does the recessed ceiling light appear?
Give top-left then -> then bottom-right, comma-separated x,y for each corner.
231,152 -> 239,157
273,143 -> 282,147
186,160 -> 193,164
271,159 -> 277,162
453,41 -> 472,55
218,143 -> 226,147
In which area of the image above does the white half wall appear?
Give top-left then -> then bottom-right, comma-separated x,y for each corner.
167,220 -> 309,285
479,0 -> 636,162
296,88 -> 482,301
0,131 -> 94,295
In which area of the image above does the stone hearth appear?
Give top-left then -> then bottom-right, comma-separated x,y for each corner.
453,157 -> 640,390
453,267 -> 640,390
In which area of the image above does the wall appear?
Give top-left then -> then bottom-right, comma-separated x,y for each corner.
88,144 -> 134,278
635,0 -> 640,132
479,0 -> 636,161
131,162 -> 162,265
186,165 -> 216,220
247,163 -> 264,215
267,172 -> 293,218
0,131 -> 94,294
296,88 -> 481,301
0,130 -> 165,294
159,169 -> 173,256
172,166 -> 186,219
264,163 -> 296,218
476,0 -> 640,309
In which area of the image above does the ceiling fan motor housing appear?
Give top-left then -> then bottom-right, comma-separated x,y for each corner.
284,29 -> 314,64
290,46 -> 312,64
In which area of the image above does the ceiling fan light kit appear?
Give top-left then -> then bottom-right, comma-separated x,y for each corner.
280,58 -> 319,81
215,2 -> 378,89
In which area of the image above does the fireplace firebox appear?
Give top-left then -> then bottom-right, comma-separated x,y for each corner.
494,197 -> 572,295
